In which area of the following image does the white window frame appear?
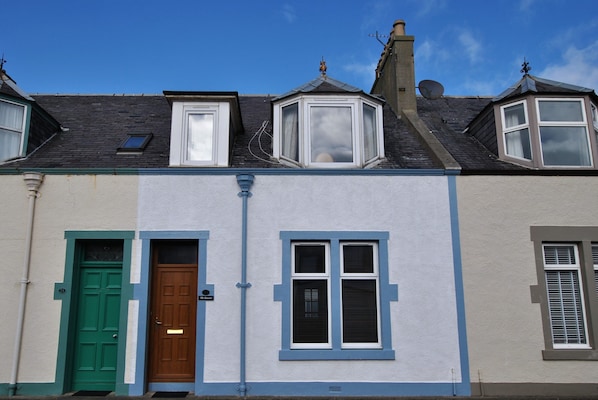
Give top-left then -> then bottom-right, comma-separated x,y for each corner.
169,102 -> 230,167
339,242 -> 381,349
290,242 -> 332,349
0,98 -> 27,162
536,98 -> 593,168
273,95 -> 384,168
289,241 -> 382,350
500,100 -> 532,161
542,243 -> 590,349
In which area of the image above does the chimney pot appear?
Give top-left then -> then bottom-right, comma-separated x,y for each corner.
393,19 -> 406,36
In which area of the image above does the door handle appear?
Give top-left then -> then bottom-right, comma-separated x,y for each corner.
154,318 -> 163,325
112,333 -> 118,339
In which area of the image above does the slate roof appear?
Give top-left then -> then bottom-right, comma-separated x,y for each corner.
2,74 -> 594,173
0,92 -> 440,170
417,96 -> 527,171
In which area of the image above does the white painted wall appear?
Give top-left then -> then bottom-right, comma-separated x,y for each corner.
138,174 -> 463,385
457,175 -> 598,385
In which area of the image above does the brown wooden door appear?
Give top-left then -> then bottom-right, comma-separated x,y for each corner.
148,241 -> 198,382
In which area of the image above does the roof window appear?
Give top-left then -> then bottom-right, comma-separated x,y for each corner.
117,133 -> 152,153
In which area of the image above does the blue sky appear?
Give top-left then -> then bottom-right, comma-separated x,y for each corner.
3,0 -> 598,96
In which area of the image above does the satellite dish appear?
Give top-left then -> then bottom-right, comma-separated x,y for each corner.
418,79 -> 444,100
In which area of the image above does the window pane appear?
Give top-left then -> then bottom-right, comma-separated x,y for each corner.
505,128 -> 532,160
295,245 -> 326,273
540,126 -> 591,166
0,129 -> 21,161
363,104 -> 378,161
343,244 -> 374,273
342,279 -> 378,343
545,270 -> 587,345
82,240 -> 123,262
282,103 -> 299,161
156,241 -> 198,264
504,103 -> 526,128
310,106 -> 353,163
544,245 -> 576,265
0,101 -> 25,131
539,100 -> 584,122
187,113 -> 214,161
293,280 -> 328,343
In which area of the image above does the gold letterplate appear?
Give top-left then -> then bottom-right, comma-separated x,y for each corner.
166,329 -> 184,335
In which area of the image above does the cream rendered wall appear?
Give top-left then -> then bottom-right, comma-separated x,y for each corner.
138,174 -> 463,386
457,175 -> 598,385
0,175 -> 32,382
0,174 -> 139,383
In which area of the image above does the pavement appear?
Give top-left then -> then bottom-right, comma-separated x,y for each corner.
2,395 -> 598,400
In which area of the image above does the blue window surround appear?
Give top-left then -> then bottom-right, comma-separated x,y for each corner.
274,231 -> 397,360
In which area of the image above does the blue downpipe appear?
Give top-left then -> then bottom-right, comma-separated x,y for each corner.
235,174 -> 254,397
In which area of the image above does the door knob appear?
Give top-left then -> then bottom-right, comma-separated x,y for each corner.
154,318 -> 163,325
112,333 -> 118,339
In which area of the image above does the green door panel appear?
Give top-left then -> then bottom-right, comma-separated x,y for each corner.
71,266 -> 121,391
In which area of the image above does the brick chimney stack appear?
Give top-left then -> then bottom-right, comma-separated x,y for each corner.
371,19 -> 417,114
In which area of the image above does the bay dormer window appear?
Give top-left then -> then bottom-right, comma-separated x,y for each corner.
537,99 -> 591,167
500,100 -> 532,161
498,97 -> 596,168
273,95 -> 384,168
0,98 -> 27,162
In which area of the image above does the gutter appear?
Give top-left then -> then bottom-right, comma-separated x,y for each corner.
235,174 -> 254,397
8,172 -> 44,396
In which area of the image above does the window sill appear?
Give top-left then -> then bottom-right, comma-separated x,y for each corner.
279,348 -> 395,361
542,349 -> 598,360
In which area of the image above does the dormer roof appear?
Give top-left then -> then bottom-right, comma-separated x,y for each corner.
273,75 -> 382,103
493,74 -> 596,102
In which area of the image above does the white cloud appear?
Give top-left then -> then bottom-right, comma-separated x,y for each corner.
343,60 -> 378,88
458,30 -> 482,64
282,4 -> 296,23
415,39 -> 450,65
519,0 -> 536,11
414,0 -> 447,17
538,41 -> 598,91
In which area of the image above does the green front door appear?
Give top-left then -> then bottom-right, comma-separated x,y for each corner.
70,240 -> 123,392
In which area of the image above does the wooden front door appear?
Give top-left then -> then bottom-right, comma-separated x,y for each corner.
71,240 -> 123,391
148,241 -> 198,382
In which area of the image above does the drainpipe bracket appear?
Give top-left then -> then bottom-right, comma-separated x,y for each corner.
236,282 -> 252,289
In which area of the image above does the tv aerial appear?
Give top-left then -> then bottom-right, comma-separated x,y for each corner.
418,79 -> 444,100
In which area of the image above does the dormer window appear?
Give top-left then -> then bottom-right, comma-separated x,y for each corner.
498,97 -> 595,168
165,92 -> 242,167
537,99 -> 592,166
274,95 -> 384,168
0,98 -> 27,162
501,101 -> 532,160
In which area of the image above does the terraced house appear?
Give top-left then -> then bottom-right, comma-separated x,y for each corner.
1,20 -> 597,398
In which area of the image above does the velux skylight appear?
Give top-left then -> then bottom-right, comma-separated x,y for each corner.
117,133 -> 152,153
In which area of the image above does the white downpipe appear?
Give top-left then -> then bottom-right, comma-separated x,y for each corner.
8,172 -> 44,397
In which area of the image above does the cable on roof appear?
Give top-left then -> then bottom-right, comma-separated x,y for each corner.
247,120 -> 280,165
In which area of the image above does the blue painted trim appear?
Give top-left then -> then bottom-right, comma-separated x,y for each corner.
275,231 -> 396,361
131,230 -> 211,396
279,349 -> 395,360
235,174 -> 254,396
0,167 -> 452,176
193,381 -> 467,397
447,175 -> 471,396
148,382 -> 194,392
